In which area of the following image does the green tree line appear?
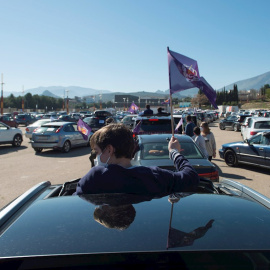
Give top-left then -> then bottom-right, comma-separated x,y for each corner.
3,93 -> 64,110
216,84 -> 239,105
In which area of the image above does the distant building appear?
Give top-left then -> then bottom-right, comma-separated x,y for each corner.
114,94 -> 166,108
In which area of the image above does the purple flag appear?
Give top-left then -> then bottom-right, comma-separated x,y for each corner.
128,102 -> 139,114
168,48 -> 217,109
192,77 -> 218,109
161,99 -> 170,105
133,120 -> 141,135
168,48 -> 200,94
77,119 -> 92,140
174,117 -> 183,133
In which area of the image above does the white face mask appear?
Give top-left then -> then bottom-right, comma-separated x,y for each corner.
95,151 -> 111,167
200,127 -> 203,132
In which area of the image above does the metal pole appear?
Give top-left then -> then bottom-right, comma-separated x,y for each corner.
1,74 -> 4,115
66,90 -> 69,114
22,85 -> 24,112
170,94 -> 174,136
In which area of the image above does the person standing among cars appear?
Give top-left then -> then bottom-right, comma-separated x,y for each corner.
143,104 -> 153,115
200,122 -> 216,162
192,126 -> 208,159
184,115 -> 196,137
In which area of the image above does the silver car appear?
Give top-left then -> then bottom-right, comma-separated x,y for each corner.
132,134 -> 219,182
25,119 -> 54,139
31,122 -> 93,153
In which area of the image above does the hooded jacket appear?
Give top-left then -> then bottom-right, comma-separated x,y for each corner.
74,150 -> 199,196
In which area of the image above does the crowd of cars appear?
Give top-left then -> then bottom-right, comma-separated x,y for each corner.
218,109 -> 270,168
1,107 -> 270,268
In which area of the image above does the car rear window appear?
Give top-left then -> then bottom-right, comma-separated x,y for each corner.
94,111 -> 112,117
141,142 -> 203,160
137,119 -> 172,133
254,121 -> 270,129
36,126 -> 60,133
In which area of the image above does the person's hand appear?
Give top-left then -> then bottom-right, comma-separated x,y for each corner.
168,136 -> 181,152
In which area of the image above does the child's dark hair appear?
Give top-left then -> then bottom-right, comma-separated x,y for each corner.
193,126 -> 200,135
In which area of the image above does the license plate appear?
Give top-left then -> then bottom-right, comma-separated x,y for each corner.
99,120 -> 105,124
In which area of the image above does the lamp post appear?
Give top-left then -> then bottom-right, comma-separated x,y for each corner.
66,90 -> 69,114
46,106 -> 47,112
22,86 -> 24,112
126,98 -> 129,110
123,98 -> 126,111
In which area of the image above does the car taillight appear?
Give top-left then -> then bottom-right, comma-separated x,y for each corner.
199,170 -> 219,181
250,131 -> 257,136
26,127 -> 29,132
33,128 -> 38,133
23,118 -> 25,120
149,119 -> 159,121
56,126 -> 63,133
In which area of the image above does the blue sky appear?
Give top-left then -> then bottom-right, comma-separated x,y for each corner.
1,0 -> 270,93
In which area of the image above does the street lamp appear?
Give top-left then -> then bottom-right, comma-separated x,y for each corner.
123,98 -> 126,110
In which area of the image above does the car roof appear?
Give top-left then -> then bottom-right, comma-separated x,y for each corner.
0,192 -> 270,257
137,134 -> 193,144
42,121 -> 75,126
136,115 -> 171,120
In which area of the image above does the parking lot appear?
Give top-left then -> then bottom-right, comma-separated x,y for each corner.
1,122 -> 270,209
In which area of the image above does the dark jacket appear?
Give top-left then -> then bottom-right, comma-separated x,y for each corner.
185,122 -> 196,137
74,150 -> 199,196
143,109 -> 153,115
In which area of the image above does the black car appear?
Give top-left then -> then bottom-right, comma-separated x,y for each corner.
57,115 -> 78,123
83,110 -> 113,132
0,178 -> 270,269
15,114 -> 35,126
219,114 -> 252,131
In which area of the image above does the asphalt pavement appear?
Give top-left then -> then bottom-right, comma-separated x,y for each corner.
0,121 -> 270,209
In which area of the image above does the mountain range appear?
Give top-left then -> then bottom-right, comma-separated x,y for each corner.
4,71 -> 270,100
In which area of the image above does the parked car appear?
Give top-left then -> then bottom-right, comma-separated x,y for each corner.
0,178 -> 270,268
219,114 -> 252,131
241,117 -> 270,140
57,115 -> 78,122
0,122 -> 23,147
31,122 -> 93,153
133,114 -> 173,135
83,110 -> 113,132
25,119 -> 54,139
219,131 -> 270,168
132,134 -> 219,181
196,111 -> 209,125
14,114 -> 36,126
0,115 -> 18,128
121,114 -> 138,129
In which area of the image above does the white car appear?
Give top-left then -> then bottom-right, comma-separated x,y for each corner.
25,119 -> 53,139
0,122 -> 23,147
241,117 -> 270,140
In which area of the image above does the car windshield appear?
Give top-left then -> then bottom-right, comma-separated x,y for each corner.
141,142 -> 204,160
254,121 -> 270,129
138,119 -> 172,132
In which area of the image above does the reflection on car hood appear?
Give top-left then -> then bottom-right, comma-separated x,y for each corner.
222,141 -> 244,148
1,193 -> 269,257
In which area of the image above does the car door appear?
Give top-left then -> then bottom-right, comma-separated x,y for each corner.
262,135 -> 270,167
63,124 -> 78,147
72,124 -> 86,145
239,134 -> 265,166
0,123 -> 11,142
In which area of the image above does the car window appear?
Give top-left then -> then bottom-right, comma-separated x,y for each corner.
0,123 -> 8,130
250,134 -> 262,145
254,121 -> 270,129
36,126 -> 59,133
64,124 -> 75,132
261,136 -> 270,145
141,142 -> 203,160
139,119 -> 172,132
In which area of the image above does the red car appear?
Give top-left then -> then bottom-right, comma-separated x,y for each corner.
0,115 -> 19,128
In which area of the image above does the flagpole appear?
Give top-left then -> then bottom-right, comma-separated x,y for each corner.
166,202 -> 174,250
167,47 -> 175,136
